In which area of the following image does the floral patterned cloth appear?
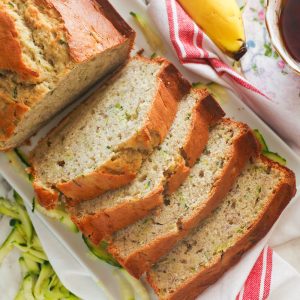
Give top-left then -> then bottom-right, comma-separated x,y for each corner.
241,0 -> 300,154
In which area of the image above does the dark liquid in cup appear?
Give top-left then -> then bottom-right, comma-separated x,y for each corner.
279,0 -> 300,62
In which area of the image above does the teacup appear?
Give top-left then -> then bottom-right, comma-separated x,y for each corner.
265,0 -> 300,74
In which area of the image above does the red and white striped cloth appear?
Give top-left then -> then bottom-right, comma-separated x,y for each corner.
237,246 -> 300,300
236,247 -> 272,300
164,0 -> 268,99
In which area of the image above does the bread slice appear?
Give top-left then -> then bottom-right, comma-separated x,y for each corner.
108,119 -> 259,278
30,56 -> 190,209
70,89 -> 225,244
147,156 -> 296,300
0,0 -> 135,150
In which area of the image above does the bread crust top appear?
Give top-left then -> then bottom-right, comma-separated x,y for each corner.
37,0 -> 127,62
0,0 -> 132,76
0,11 -> 39,78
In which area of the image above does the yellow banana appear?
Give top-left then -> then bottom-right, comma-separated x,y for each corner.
177,0 -> 247,60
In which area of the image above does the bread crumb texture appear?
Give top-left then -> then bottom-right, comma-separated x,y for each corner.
74,91 -> 201,216
111,120 -> 242,257
149,158 -> 283,297
32,58 -> 162,188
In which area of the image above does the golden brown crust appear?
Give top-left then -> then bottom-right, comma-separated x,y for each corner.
108,120 -> 259,278
0,99 -> 29,143
33,180 -> 59,210
110,225 -> 186,279
181,121 -> 260,232
0,11 -> 39,79
148,156 -> 296,300
38,0 -> 127,62
166,157 -> 190,195
182,92 -> 225,167
57,150 -> 142,204
72,185 -> 164,245
118,59 -> 189,152
95,0 -> 136,49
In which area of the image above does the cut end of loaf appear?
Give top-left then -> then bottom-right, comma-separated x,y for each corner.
0,0 -> 134,150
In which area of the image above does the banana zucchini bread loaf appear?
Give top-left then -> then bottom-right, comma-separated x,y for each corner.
0,0 -> 135,150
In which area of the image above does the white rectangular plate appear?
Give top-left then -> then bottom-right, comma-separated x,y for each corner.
0,0 -> 299,299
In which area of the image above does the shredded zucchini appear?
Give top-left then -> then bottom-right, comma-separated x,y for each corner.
192,82 -> 229,105
34,199 -> 78,233
0,192 -> 80,299
0,226 -> 25,263
16,203 -> 33,242
33,262 -> 54,299
263,151 -> 287,166
18,256 -> 28,276
15,274 -> 36,300
48,274 -> 59,290
12,242 -> 48,261
0,197 -> 19,219
21,254 -> 40,274
22,252 -> 45,264
253,129 -> 269,152
30,235 -> 43,251
14,148 -> 30,167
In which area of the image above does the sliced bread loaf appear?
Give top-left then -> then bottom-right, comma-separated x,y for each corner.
0,0 -> 135,150
108,119 -> 259,278
30,56 -> 190,209
147,156 -> 296,300
70,89 -> 225,244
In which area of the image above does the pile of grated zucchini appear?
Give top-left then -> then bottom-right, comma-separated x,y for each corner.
0,191 -> 79,300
